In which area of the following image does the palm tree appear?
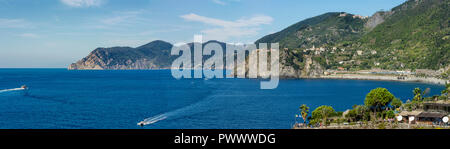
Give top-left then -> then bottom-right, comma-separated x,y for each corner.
413,88 -> 422,101
442,83 -> 450,99
300,104 -> 310,125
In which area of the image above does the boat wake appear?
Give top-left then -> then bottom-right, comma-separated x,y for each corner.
138,114 -> 168,125
0,88 -> 25,93
137,86 -> 227,127
138,94 -> 219,126
137,80 -> 248,127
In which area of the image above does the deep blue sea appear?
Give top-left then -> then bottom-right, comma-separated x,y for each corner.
0,69 -> 444,129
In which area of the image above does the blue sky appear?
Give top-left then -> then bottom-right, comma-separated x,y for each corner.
0,0 -> 406,68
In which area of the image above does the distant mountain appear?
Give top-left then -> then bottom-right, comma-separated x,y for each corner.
69,40 -> 174,70
255,12 -> 369,77
68,40 -> 227,70
256,12 -> 367,49
356,0 -> 449,70
254,0 -> 449,77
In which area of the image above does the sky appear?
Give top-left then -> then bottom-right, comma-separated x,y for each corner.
0,0 -> 406,68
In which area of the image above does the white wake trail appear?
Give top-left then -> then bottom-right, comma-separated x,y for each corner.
137,94 -> 220,126
139,114 -> 168,125
0,88 -> 24,93
137,80 -> 235,127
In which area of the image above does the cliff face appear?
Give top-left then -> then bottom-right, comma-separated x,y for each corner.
365,11 -> 392,30
68,57 -> 164,70
68,49 -> 109,70
69,40 -> 175,70
69,40 -> 228,70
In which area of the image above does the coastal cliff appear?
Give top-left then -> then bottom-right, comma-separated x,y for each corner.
255,0 -> 449,79
69,40 -> 176,70
69,40 -> 228,70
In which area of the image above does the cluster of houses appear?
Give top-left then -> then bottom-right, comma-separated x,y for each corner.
303,45 -> 326,55
339,13 -> 369,19
399,100 -> 450,126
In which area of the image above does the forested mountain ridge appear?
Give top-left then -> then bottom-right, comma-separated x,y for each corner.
255,0 -> 449,78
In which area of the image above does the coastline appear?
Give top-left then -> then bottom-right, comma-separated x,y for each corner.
314,74 -> 448,85
67,67 -> 449,85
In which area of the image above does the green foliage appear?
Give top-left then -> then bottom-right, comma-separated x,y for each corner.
299,104 -> 310,124
413,88 -> 423,101
333,111 -> 344,117
311,105 -> 336,127
440,70 -> 449,79
412,87 -> 431,101
391,98 -> 403,109
346,105 -> 369,122
256,0 -> 449,71
256,12 -> 366,49
364,88 -> 395,110
385,110 -> 395,119
442,83 -> 450,97
312,56 -> 327,67
402,99 -> 423,111
377,122 -> 386,129
357,0 -> 449,70
308,118 -> 321,126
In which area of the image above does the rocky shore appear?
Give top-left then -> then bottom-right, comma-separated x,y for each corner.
318,74 -> 448,85
275,62 -> 449,85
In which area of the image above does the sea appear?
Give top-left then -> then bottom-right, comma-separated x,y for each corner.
0,69 -> 444,129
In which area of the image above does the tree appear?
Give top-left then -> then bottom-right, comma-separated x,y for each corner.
312,105 -> 335,127
413,88 -> 423,101
385,110 -> 395,119
403,99 -> 413,111
356,105 -> 369,121
391,98 -> 403,109
346,109 -> 357,122
347,105 -> 368,122
299,104 -> 310,125
442,83 -> 450,98
364,88 -> 395,119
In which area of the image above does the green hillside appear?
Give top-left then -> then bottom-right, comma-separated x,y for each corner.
356,0 -> 449,70
255,0 -> 449,73
256,12 -> 367,49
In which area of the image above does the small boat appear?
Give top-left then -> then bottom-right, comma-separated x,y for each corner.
137,122 -> 145,127
0,85 -> 29,93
